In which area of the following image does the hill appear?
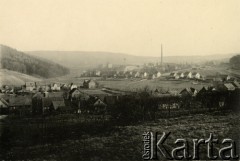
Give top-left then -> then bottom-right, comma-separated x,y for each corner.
0,69 -> 41,86
26,51 -> 234,69
0,45 -> 70,78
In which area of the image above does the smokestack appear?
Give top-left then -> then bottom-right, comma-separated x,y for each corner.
161,44 -> 163,67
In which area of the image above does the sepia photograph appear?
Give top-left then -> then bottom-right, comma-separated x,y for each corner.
0,0 -> 240,160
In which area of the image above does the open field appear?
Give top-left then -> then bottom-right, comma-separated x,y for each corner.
98,79 -> 210,91
1,112 -> 239,160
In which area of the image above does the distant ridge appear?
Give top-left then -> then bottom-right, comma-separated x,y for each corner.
26,50 -> 235,69
0,44 -> 70,78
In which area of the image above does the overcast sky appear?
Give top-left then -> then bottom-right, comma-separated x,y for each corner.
0,0 -> 240,56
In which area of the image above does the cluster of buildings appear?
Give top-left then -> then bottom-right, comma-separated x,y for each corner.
168,71 -> 234,83
169,71 -> 201,80
81,70 -> 162,79
0,76 -> 239,115
0,80 -> 103,115
179,81 -> 240,97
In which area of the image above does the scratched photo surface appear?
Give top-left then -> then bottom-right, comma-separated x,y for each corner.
0,0 -> 240,160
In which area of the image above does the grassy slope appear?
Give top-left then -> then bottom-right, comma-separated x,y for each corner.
0,69 -> 42,86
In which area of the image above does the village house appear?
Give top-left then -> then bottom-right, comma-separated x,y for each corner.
83,80 -> 97,89
217,83 -> 236,91
169,72 -> 180,79
91,98 -> 107,114
40,85 -> 51,92
170,72 -> 177,77
9,96 -> 32,115
25,82 -> 36,91
192,72 -> 201,79
143,72 -> 148,78
184,72 -> 192,79
124,71 -> 132,78
197,87 -> 208,96
156,72 -> 161,78
70,84 -> 78,90
51,83 -> 61,91
96,71 -> 101,76
180,87 -> 198,97
134,71 -> 141,78
69,88 -> 81,100
152,74 -> 156,79
177,72 -> 184,78
218,74 -> 231,82
61,83 -> 69,90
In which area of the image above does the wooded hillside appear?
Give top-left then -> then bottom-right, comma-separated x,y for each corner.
229,55 -> 240,69
0,45 -> 70,78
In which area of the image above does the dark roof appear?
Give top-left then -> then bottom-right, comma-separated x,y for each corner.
42,98 -> 52,107
223,83 -> 235,91
69,88 -> 80,95
33,92 -> 43,99
192,72 -> 199,75
205,75 -> 215,79
9,96 -> 32,107
0,98 -> 9,107
218,74 -> 229,78
180,87 -> 196,95
48,92 -> 64,98
93,99 -> 106,107
52,100 -> 65,110
232,81 -> 240,88
104,96 -> 117,105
